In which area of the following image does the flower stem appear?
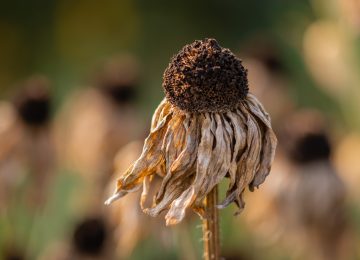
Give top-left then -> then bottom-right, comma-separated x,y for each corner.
202,185 -> 220,260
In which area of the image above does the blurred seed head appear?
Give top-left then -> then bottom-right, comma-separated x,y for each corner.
242,40 -> 285,74
280,110 -> 332,165
13,76 -> 51,127
290,132 -> 331,164
95,54 -> 139,105
72,216 -> 108,256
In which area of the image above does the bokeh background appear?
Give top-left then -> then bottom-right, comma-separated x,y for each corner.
1,0 -> 360,259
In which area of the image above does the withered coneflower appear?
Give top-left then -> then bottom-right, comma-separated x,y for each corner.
284,131 -> 347,260
106,39 -> 277,259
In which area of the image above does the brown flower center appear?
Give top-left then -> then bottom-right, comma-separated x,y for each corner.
163,38 -> 248,113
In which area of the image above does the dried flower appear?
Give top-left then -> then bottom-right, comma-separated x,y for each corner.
106,38 -> 277,225
0,77 -> 55,208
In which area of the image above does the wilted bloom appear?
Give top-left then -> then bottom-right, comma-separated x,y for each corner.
0,76 -> 55,208
270,111 -> 350,260
106,39 -> 277,225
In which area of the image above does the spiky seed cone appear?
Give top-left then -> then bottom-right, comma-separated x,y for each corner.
163,38 -> 248,113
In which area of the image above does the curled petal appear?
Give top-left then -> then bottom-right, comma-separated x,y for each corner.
226,111 -> 247,191
145,174 -> 194,218
106,96 -> 277,224
220,105 -> 262,209
156,114 -> 199,202
111,112 -> 172,200
246,94 -> 271,124
151,98 -> 166,130
164,114 -> 214,224
140,175 -> 152,210
161,114 -> 186,174
166,113 -> 233,224
151,98 -> 172,130
246,95 -> 277,190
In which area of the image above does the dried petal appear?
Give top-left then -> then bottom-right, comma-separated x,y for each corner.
225,111 -> 247,191
116,112 -> 172,191
151,98 -> 168,130
246,95 -> 277,189
220,105 -> 262,209
106,95 -> 277,224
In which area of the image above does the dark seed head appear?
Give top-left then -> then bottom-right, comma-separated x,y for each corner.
290,132 -> 331,164
163,38 -> 248,113
72,217 -> 107,256
96,55 -> 139,105
14,76 -> 51,126
101,83 -> 137,105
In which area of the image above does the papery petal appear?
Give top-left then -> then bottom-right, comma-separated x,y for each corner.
156,114 -> 199,202
151,98 -> 168,130
140,175 -> 153,210
164,114 -> 214,224
145,174 -> 194,218
197,114 -> 231,200
225,111 -> 247,191
116,112 -> 172,192
161,114 -> 186,174
246,95 -> 277,190
220,105 -> 262,209
166,113 -> 233,224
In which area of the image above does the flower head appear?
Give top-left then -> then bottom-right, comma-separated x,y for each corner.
163,38 -> 248,113
14,76 -> 51,127
106,38 -> 277,225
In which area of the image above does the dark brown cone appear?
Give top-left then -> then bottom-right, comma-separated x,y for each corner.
163,38 -> 248,113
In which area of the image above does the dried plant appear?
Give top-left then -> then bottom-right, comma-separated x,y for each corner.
0,76 -> 55,208
106,38 -> 277,259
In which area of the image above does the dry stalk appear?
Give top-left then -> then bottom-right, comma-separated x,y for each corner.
202,185 -> 220,260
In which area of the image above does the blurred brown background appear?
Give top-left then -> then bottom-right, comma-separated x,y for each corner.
1,0 -> 360,259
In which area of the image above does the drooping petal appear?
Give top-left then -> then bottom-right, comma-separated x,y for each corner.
161,114 -> 186,174
140,175 -> 153,210
196,114 -> 232,201
164,114 -> 214,224
156,114 -> 199,202
151,98 -> 172,130
225,111 -> 247,191
240,106 -> 263,188
220,105 -> 262,210
112,111 -> 173,197
145,174 -> 194,218
246,94 -> 277,190
246,94 -> 271,123
165,113 -> 233,224
143,117 -> 197,218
